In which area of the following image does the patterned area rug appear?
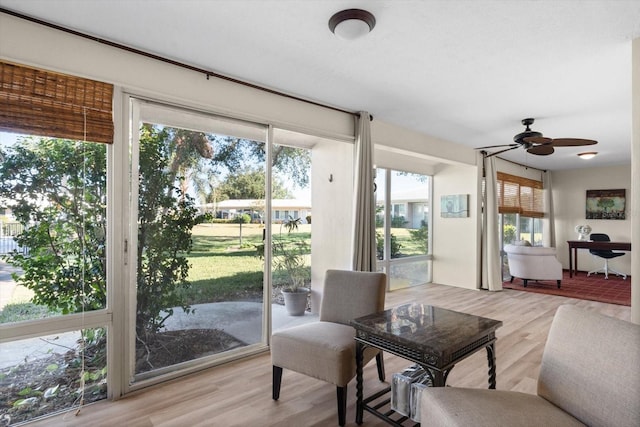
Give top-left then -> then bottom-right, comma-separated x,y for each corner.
503,270 -> 631,306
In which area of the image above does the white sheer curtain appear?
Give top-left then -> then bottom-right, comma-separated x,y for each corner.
352,111 -> 376,271
480,153 -> 502,291
542,171 -> 556,248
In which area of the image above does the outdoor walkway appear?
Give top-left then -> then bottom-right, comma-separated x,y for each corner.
0,259 -> 21,309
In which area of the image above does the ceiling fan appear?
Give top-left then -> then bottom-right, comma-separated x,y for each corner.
477,118 -> 598,158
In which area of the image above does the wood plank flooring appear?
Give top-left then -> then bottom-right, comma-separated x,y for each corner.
28,284 -> 631,427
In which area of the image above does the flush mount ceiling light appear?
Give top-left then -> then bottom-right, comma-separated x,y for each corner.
577,151 -> 598,159
328,9 -> 376,40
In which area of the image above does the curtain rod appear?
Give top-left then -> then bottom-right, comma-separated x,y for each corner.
1,7 -> 373,120
481,151 -> 547,173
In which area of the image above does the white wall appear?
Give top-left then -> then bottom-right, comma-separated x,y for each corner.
310,139 -> 354,312
552,165 -> 632,275
372,120 -> 476,167
432,163 -> 479,289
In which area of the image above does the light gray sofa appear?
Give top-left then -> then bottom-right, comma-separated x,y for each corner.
420,305 -> 640,426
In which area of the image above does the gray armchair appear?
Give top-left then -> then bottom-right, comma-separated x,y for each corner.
420,305 -> 640,426
271,269 -> 387,426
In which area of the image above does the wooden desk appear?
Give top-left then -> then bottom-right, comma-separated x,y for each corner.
567,240 -> 631,277
352,303 -> 502,425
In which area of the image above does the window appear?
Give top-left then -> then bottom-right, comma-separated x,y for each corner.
375,168 -> 432,290
496,172 -> 544,218
0,61 -> 112,423
496,172 -> 545,279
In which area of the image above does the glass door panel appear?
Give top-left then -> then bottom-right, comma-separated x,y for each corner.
269,139 -> 312,325
376,168 -> 431,290
130,101 -> 268,383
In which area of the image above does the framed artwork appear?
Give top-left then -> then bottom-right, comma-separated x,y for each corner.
440,194 -> 469,218
585,189 -> 625,220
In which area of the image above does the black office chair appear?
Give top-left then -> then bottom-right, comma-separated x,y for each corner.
587,233 -> 627,280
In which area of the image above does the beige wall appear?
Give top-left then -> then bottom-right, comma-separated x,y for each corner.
432,163 -> 479,289
552,166 -> 632,275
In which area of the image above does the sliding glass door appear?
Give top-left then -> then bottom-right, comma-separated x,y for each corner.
129,100 -> 269,385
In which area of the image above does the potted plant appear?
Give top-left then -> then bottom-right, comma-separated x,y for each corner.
274,216 -> 310,315
274,237 -> 310,316
255,216 -> 310,315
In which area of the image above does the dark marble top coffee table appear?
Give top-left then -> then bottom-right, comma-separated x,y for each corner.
352,303 -> 503,425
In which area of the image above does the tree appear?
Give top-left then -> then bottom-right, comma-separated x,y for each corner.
0,129 -> 209,346
208,137 -> 311,189
409,220 -> 429,253
0,137 -> 107,313
136,125 -> 209,342
597,198 -> 615,213
217,167 -> 291,200
233,213 -> 251,246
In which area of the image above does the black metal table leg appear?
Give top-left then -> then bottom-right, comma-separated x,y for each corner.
355,341 -> 364,425
486,343 -> 497,389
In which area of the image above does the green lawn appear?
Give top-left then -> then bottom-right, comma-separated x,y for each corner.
179,224 -> 425,307
2,222 -> 426,312
181,223 -> 312,304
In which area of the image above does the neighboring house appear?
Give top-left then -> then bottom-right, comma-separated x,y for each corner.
198,198 -> 312,223
378,187 -> 429,229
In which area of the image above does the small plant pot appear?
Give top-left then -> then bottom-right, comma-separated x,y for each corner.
281,287 -> 310,316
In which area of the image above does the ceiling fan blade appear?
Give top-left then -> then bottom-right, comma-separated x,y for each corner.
476,143 -> 519,150
548,138 -> 598,146
523,136 -> 552,145
527,145 -> 554,155
484,145 -> 520,158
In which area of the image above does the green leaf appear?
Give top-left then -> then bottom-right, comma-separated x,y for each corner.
18,387 -> 32,396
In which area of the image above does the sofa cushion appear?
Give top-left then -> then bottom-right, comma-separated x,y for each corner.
420,388 -> 585,426
538,305 -> 640,427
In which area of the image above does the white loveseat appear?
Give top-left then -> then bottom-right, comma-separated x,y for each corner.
504,243 -> 563,288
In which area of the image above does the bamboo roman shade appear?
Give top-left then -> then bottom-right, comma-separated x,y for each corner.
0,61 -> 113,144
497,172 -> 544,218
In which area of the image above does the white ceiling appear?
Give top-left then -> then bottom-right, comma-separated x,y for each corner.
1,0 -> 639,171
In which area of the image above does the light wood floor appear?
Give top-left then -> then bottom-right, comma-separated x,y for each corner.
29,284 -> 630,427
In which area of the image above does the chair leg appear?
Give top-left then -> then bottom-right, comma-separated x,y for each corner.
510,276 -> 514,283
376,352 -> 385,381
523,279 -> 528,287
272,366 -> 283,400
588,259 -> 627,280
336,386 -> 347,427
557,280 -> 561,288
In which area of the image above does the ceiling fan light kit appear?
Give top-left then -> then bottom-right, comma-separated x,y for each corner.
328,9 -> 376,40
578,151 -> 598,160
477,118 -> 598,158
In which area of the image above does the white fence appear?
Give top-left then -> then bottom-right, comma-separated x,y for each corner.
0,221 -> 26,254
